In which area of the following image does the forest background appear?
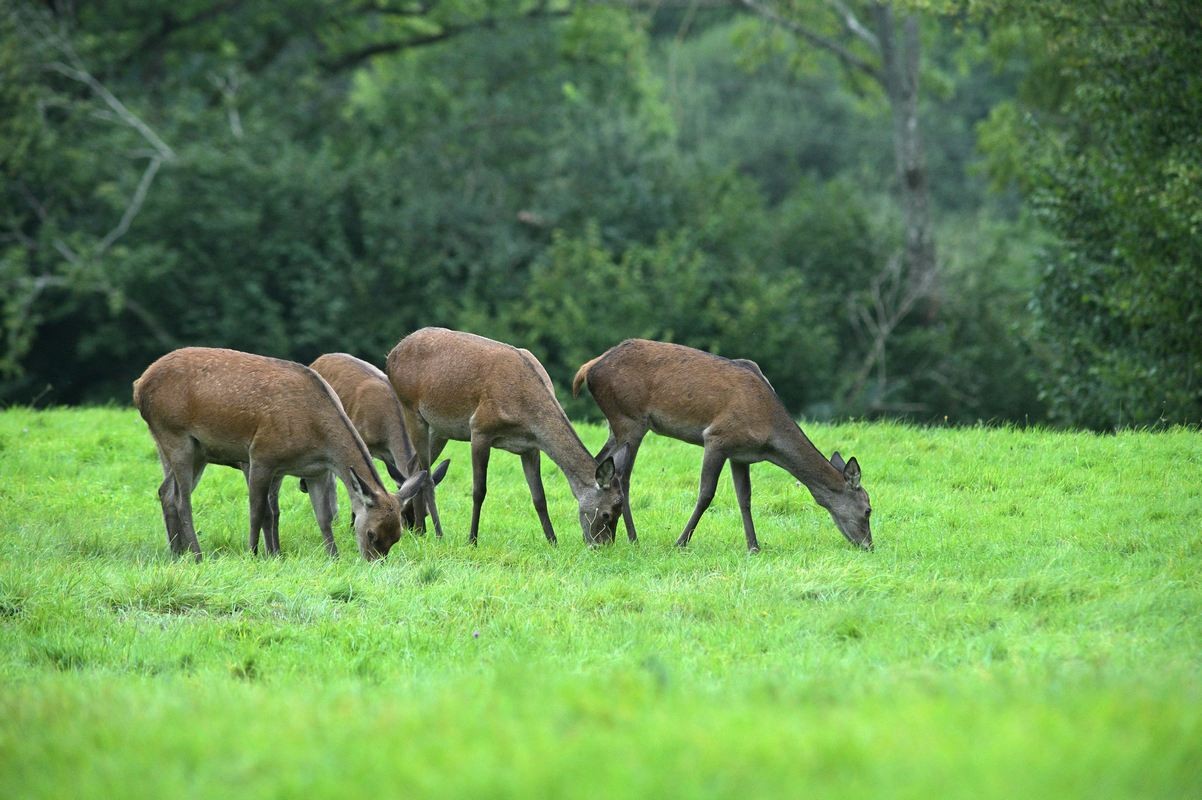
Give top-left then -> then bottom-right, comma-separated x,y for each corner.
3,0 -> 1199,430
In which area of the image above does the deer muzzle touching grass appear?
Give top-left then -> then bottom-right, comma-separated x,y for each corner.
305,353 -> 450,536
133,347 -> 425,561
573,339 -> 873,553
386,327 -> 629,546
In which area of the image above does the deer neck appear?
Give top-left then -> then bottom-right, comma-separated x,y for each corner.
773,423 -> 845,501
530,408 -> 597,499
327,420 -> 389,505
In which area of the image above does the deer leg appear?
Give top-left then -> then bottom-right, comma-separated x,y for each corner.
162,442 -> 204,559
675,445 -> 726,548
155,448 -> 185,555
306,471 -> 339,558
730,461 -> 760,553
238,463 -> 260,555
468,434 -> 492,546
245,462 -> 273,557
400,407 -> 432,533
157,433 -> 205,561
266,473 -> 283,556
520,450 -> 557,545
617,434 -> 645,543
604,418 -> 646,543
425,434 -> 448,539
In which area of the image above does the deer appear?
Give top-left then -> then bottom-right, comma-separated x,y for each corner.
132,347 -> 428,561
303,353 -> 450,535
572,339 -> 873,553
385,327 -> 629,546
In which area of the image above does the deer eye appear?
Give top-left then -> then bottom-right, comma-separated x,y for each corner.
368,530 -> 378,544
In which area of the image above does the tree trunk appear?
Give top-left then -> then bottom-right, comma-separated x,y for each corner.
873,4 -> 937,315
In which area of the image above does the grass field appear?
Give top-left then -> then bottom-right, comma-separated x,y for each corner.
0,407 -> 1199,798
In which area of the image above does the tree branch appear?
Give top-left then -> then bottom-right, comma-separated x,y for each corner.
97,155 -> 163,253
826,0 -> 879,52
736,0 -> 883,85
322,8 -> 573,71
47,61 -> 176,160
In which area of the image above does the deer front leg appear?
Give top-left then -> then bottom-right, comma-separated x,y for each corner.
245,462 -> 274,557
425,434 -> 448,539
675,445 -> 726,548
520,450 -> 557,545
730,461 -> 760,553
305,471 -> 340,557
617,434 -> 644,543
468,434 -> 492,546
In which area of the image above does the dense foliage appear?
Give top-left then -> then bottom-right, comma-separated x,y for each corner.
978,0 -> 1202,427
1,1 -> 1195,427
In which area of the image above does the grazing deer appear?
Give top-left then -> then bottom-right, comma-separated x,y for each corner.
386,328 -> 629,545
133,347 -> 427,561
304,353 -> 450,533
573,339 -> 873,552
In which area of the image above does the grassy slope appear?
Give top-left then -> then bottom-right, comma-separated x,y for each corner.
0,408 -> 1199,798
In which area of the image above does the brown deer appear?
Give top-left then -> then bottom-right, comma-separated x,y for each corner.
573,339 -> 873,552
386,328 -> 629,545
304,353 -> 450,534
133,347 -> 427,561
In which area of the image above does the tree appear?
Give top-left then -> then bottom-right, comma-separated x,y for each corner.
732,0 -> 937,307
979,0 -> 1202,427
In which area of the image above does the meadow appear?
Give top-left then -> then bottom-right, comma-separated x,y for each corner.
0,407 -> 1199,798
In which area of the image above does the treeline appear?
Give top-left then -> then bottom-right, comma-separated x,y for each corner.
2,1 -> 1198,428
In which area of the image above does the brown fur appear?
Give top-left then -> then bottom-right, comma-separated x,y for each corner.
308,353 -> 449,530
133,347 -> 409,560
386,328 -> 627,545
576,339 -> 873,551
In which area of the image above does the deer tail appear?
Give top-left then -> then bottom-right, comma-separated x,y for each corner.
572,355 -> 602,398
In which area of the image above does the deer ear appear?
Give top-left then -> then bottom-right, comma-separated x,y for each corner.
843,457 -> 861,489
431,458 -> 450,486
349,468 -> 376,508
830,451 -> 846,472
394,469 -> 428,503
595,456 -> 617,489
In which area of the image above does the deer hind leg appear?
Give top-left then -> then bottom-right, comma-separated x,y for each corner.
468,433 -> 493,546
730,461 -> 760,553
675,444 -> 727,548
159,433 -> 205,561
306,471 -> 339,557
520,450 -> 557,545
155,447 -> 185,555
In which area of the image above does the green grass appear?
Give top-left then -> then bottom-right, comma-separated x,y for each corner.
1,408 -> 1200,798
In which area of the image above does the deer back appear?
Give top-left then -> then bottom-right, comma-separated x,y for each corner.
310,353 -> 408,456
135,347 -> 378,476
583,339 -> 786,443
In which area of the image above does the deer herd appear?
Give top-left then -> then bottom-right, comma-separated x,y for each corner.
133,327 -> 873,561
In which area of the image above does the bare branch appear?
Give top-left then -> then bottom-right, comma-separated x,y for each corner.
47,62 -> 176,160
735,0 -> 883,85
842,252 -> 935,405
826,0 -> 878,52
97,156 -> 163,253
